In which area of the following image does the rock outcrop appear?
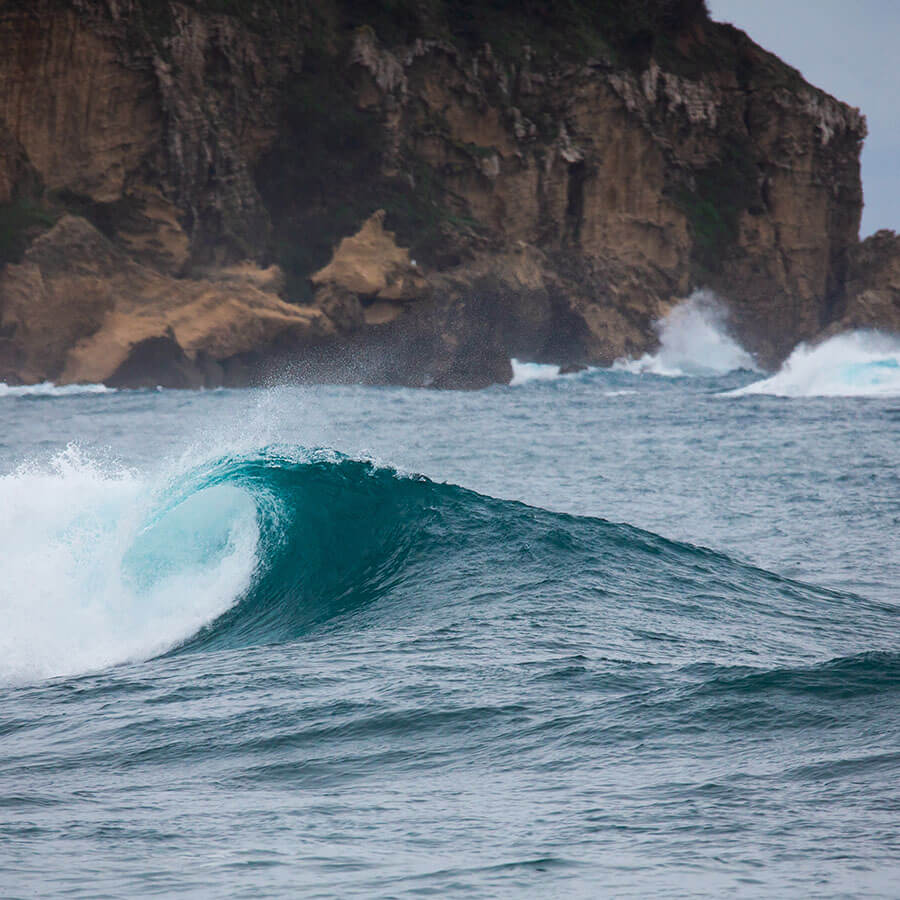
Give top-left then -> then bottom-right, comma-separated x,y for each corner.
0,215 -> 332,387
312,210 -> 428,305
835,231 -> 900,336
0,0 -> 883,387
0,122 -> 39,208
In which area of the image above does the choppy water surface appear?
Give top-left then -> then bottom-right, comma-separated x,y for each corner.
1,321 -> 898,897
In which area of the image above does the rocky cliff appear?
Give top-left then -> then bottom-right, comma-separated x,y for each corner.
835,230 -> 900,337
0,0 -> 884,388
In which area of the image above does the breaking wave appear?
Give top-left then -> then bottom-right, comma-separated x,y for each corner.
615,290 -> 758,377
2,445 -> 892,687
508,361 -> 638,396
729,330 -> 900,398
0,447 -> 259,683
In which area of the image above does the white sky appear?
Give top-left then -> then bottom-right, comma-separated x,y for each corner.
707,0 -> 899,236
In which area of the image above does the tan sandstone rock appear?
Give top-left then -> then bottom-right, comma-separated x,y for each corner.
0,1 -> 881,387
311,210 -> 429,301
0,216 -> 332,387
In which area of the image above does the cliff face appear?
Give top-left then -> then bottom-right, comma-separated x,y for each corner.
0,0 -> 872,386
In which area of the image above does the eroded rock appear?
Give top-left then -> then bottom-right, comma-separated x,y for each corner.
311,210 -> 429,301
0,216 -> 333,387
837,230 -> 900,334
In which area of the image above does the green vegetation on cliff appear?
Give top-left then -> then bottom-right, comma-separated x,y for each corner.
672,138 -> 761,274
138,0 -> 710,69
339,0 -> 711,67
0,200 -> 57,267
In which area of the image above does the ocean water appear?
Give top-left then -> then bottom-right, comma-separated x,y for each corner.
1,310 -> 899,898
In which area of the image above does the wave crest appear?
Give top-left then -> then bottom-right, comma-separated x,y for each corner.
0,382 -> 115,398
509,360 -> 563,385
0,447 -> 259,684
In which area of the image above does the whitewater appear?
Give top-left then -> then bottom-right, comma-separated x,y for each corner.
1,302 -> 899,898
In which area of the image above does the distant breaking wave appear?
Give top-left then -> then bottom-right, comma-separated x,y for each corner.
509,361 -> 637,396
614,290 -> 758,377
729,330 -> 900,398
515,299 -> 900,400
0,381 -> 115,397
509,360 -> 563,385
513,292 -> 756,384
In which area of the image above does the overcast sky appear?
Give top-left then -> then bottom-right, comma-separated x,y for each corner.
707,0 -> 899,236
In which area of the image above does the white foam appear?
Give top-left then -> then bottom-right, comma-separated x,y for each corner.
614,290 -> 758,376
0,381 -> 115,398
729,330 -> 900,398
0,446 -> 259,685
510,360 -> 562,385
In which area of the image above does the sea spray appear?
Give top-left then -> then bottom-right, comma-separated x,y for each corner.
729,330 -> 900,397
0,446 -> 259,684
510,360 -> 563,385
615,290 -> 758,376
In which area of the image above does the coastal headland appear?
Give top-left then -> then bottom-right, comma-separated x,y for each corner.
1,0 -> 897,388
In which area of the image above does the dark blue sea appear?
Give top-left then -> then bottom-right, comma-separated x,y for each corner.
1,312 -> 899,897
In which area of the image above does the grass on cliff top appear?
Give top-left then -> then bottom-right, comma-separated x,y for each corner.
340,0 -> 711,69
119,0 -> 810,90
350,0 -> 810,89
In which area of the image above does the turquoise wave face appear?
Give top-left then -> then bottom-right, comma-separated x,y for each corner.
122,483 -> 258,596
157,449 -> 894,673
